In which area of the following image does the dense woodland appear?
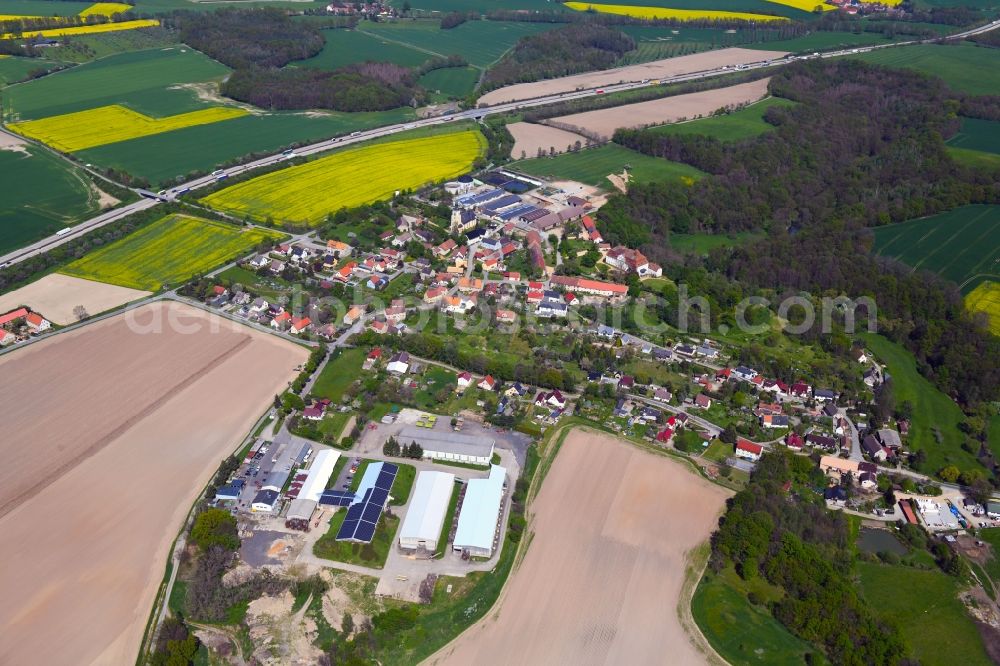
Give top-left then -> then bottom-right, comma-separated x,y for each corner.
482,24 -> 635,91
171,9 -> 324,69
710,452 -> 908,665
600,61 -> 1000,406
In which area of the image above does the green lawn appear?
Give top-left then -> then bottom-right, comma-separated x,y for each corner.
4,46 -> 230,121
512,144 -> 704,189
0,145 -> 106,255
390,463 -> 416,506
703,439 -> 732,463
60,214 -> 283,290
871,205 -> 1000,292
649,97 -> 795,142
419,66 -> 479,99
434,482 -> 460,557
692,566 -> 818,666
313,510 -> 399,569
670,232 -> 763,254
857,561 -> 991,666
310,348 -> 367,403
414,367 -> 458,410
851,42 -> 1000,96
948,146 -> 1000,172
859,333 -> 972,476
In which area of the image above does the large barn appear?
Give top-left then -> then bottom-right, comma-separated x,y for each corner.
453,465 -> 507,558
397,426 -> 494,466
398,471 -> 456,553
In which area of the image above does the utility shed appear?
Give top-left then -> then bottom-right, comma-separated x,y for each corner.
453,465 -> 507,558
399,471 -> 456,552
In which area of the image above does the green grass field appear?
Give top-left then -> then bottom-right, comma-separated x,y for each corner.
859,333 -> 973,476
871,205 -> 1000,292
857,561 -> 991,666
390,463 -> 416,506
364,19 -> 557,68
311,348 -> 367,402
947,117 -> 1000,156
747,30 -> 902,53
512,144 -> 704,189
4,47 -> 230,121
0,0 -> 93,15
851,42 -> 1000,95
0,145 -> 105,255
692,566 -> 817,665
75,107 -> 416,187
420,66 -> 479,99
60,214 -> 283,290
650,97 -> 795,141
0,55 -> 66,84
297,28 -> 431,70
949,146 -> 1000,171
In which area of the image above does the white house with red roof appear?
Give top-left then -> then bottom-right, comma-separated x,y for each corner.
456,371 -> 473,391
478,375 -> 496,391
25,312 -> 50,332
290,317 -> 311,334
271,311 -> 292,330
735,439 -> 763,462
0,329 -> 16,346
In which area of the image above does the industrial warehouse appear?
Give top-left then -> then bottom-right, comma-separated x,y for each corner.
398,471 -> 456,554
285,449 -> 341,528
397,425 -> 495,466
453,465 -> 508,558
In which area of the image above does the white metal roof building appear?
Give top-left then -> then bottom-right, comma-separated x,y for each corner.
453,465 -> 507,558
286,497 -> 317,522
397,426 -> 495,466
298,449 -> 340,502
399,471 -> 456,552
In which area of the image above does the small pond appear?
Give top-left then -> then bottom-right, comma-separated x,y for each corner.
857,527 -> 908,556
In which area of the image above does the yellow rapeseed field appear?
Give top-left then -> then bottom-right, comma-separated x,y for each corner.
2,18 -> 159,39
202,129 -> 487,226
9,104 -> 248,152
79,3 -> 133,17
564,2 -> 788,21
965,281 -> 1000,336
764,0 -> 835,12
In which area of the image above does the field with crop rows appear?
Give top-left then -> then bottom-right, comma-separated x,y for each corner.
512,144 -> 703,188
297,28 -> 430,70
564,1 -> 790,21
0,55 -> 64,84
60,214 -> 284,291
0,0 -> 94,16
1,19 -> 159,40
852,42 -> 1000,95
4,47 -> 230,120
947,117 -> 1000,155
650,96 -> 795,141
0,145 -> 104,255
965,281 -> 1000,335
871,205 -> 1000,292
201,129 -> 486,226
9,104 -> 248,152
420,66 -> 479,98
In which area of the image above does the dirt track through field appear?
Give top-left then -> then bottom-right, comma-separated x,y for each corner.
430,430 -> 731,665
0,302 -> 307,666
477,48 -> 787,106
553,78 -> 772,139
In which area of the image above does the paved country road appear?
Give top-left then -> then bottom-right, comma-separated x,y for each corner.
2,18 -> 998,270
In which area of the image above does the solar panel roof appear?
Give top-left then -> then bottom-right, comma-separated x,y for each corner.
337,519 -> 359,539
363,503 -> 383,523
355,521 -> 377,542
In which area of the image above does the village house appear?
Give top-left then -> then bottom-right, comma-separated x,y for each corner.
25,312 -> 50,332
423,287 -> 446,304
290,317 -> 311,335
344,306 -> 363,326
694,393 -> 712,409
653,387 -> 672,403
386,352 -> 410,375
363,348 -> 383,370
434,239 -> 457,258
819,455 -> 859,479
735,439 -> 763,462
760,414 -> 789,429
270,311 -> 291,330
456,372 -> 473,391
326,239 -> 353,257
603,246 -> 662,277
478,375 -> 496,391
495,309 -> 517,324
0,329 -> 16,346
785,432 -> 805,450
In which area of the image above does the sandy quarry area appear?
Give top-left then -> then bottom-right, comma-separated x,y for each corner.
431,429 -> 731,665
554,78 -> 772,140
0,273 -> 150,325
477,48 -> 787,106
0,302 -> 308,666
508,121 -> 589,159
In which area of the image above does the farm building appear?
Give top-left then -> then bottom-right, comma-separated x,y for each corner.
453,465 -> 507,558
398,471 -> 456,553
251,488 -> 280,512
397,426 -> 494,466
215,479 -> 245,502
298,449 -> 341,502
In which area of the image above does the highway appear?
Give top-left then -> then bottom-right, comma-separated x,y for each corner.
2,17 -> 998,271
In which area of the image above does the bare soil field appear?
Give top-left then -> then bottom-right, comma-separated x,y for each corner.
554,78 -> 772,140
0,302 -> 307,666
0,273 -> 150,325
508,121 -> 590,158
430,429 -> 731,665
477,48 -> 787,106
